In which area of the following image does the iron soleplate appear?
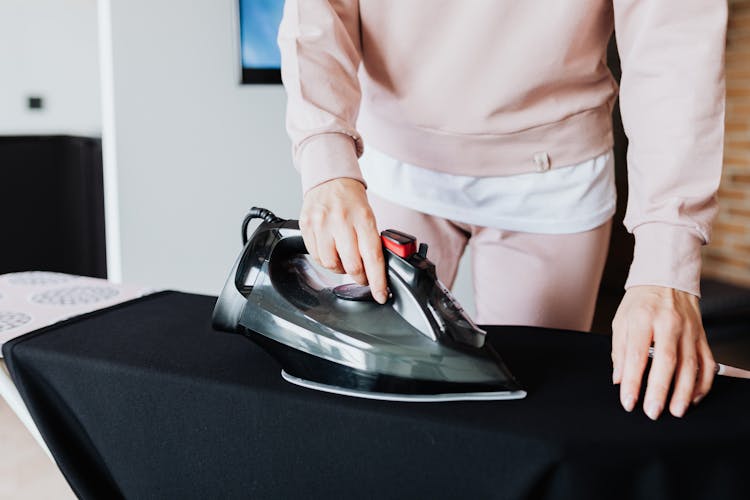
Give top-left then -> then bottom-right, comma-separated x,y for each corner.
281,370 -> 527,402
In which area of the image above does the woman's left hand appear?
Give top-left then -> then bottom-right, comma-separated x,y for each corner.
611,285 -> 716,420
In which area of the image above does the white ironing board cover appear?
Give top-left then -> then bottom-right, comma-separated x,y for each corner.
0,271 -> 155,355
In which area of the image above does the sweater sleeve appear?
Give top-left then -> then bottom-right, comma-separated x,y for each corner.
613,0 -> 727,297
278,0 -> 365,194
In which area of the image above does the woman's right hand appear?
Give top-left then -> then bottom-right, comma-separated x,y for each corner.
299,178 -> 388,304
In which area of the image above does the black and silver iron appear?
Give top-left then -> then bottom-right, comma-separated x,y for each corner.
212,207 -> 525,402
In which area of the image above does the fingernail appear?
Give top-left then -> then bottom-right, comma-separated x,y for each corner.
692,394 -> 704,405
612,368 -> 620,385
644,401 -> 662,420
622,394 -> 636,412
672,401 -> 688,418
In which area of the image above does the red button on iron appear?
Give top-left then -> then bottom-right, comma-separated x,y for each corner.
381,229 -> 417,258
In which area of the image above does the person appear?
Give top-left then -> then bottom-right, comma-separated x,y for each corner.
277,0 -> 727,420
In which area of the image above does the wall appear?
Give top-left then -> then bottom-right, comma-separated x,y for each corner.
103,0 -> 476,307
0,0 -> 100,136
106,0 -> 298,294
703,0 -> 750,287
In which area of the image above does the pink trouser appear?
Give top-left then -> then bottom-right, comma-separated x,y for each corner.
368,193 -> 612,331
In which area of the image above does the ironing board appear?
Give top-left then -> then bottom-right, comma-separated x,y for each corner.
3,291 -> 750,500
0,359 -> 51,458
0,272 -> 153,465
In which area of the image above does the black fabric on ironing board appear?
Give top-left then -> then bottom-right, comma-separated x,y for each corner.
3,291 -> 750,500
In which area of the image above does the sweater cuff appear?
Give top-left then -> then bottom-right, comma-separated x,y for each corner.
625,223 -> 704,298
296,133 -> 366,194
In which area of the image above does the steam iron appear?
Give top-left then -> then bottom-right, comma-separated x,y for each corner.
212,207 -> 525,402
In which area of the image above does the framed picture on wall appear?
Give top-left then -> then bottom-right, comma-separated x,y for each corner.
239,0 -> 284,84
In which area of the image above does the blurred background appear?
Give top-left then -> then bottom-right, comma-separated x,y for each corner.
0,0 -> 748,497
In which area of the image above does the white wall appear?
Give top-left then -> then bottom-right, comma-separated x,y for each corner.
106,0 -> 301,294
0,0 -> 100,136
104,0 -> 475,312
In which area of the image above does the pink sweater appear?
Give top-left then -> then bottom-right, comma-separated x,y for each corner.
278,0 -> 727,297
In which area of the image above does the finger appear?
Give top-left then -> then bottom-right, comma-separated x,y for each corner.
299,220 -> 319,264
316,234 -> 345,274
334,228 -> 367,285
643,342 -> 680,420
692,339 -> 716,405
355,220 -> 388,304
668,339 -> 699,418
611,314 -> 627,385
619,317 -> 652,412
642,333 -> 678,420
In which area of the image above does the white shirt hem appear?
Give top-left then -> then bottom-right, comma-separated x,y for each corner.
369,189 -> 616,234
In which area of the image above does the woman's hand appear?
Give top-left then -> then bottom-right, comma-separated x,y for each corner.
300,178 -> 388,304
612,285 -> 715,420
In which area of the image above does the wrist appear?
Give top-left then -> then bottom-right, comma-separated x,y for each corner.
304,176 -> 366,198
296,133 -> 365,194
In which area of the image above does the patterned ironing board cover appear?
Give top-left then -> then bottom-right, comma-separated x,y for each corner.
0,272 -> 154,355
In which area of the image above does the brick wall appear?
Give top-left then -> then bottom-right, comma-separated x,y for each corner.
702,0 -> 750,286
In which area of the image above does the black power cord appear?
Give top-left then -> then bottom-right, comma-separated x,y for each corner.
241,207 -> 283,245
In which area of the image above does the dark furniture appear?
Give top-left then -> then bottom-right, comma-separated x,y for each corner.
0,136 -> 107,278
4,292 -> 750,500
700,278 -> 750,368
